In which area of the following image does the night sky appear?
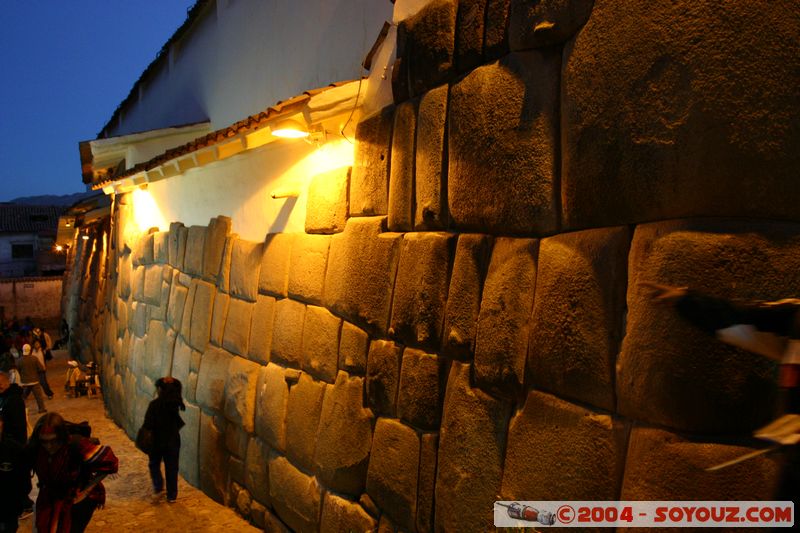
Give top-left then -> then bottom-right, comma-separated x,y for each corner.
0,1 -> 195,203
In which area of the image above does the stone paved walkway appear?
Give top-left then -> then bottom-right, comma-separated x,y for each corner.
19,350 -> 259,532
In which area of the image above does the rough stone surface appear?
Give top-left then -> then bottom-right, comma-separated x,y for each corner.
320,492 -> 377,533
167,282 -> 188,331
171,336 -> 193,400
415,84 -> 448,230
284,372 -> 327,473
287,233 -> 330,305
225,423 -> 249,460
528,227 -> 630,411
224,355 -> 261,433
619,219 -> 800,433
223,298 -> 253,357
196,346 -> 235,413
144,321 -> 174,381
203,216 -> 232,281
180,401 -> 201,487
264,509 -> 292,533
484,0 -> 512,59
306,166 -> 350,234
143,265 -> 163,306
442,234 -> 492,360
323,217 -> 402,334
133,265 -> 145,302
269,454 -> 322,533
509,0 -> 594,50
131,302 -> 147,339
436,362 -> 511,533
350,108 -> 394,216
153,231 -> 168,263
455,0 -> 488,72
398,348 -> 446,431
388,99 -> 416,232
248,294 -> 276,365
562,0 -> 800,229
245,436 -> 272,507
189,280 -> 216,352
301,305 -> 341,383
199,412 -> 228,503
399,0 -> 457,96
179,282 -> 196,343
449,52 -> 559,234
217,235 -> 235,294
621,426 -> 782,501
168,221 -> 185,268
501,391 -> 628,501
259,233 -> 295,298
367,418 -> 419,531
270,298 -> 305,368
148,280 -> 170,323
390,232 -> 455,350
176,225 -> 189,272
210,292 -> 230,347
230,239 -> 262,302
416,433 -> 438,533
117,254 -> 132,299
184,225 -> 206,277
366,339 -> 403,417
474,237 -> 537,396
255,363 -> 289,452
313,371 -> 374,496
338,322 -> 369,375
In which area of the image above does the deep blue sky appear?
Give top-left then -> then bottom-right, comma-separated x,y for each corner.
0,1 -> 195,202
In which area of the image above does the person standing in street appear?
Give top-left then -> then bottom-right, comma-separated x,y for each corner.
18,344 -> 46,414
142,377 -> 185,503
31,339 -> 54,399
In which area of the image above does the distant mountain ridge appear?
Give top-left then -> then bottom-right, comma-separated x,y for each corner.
6,190 -> 96,207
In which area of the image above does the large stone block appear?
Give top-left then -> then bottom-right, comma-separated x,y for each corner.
398,0 -> 457,96
474,237 -> 537,396
216,235 -> 236,294
285,373 -> 327,473
133,265 -> 145,302
168,222 -> 185,268
390,232 -> 455,349
199,412 -> 228,503
528,227 -> 629,411
230,239 -> 262,302
184,225 -> 206,277
442,234 -> 492,360
179,281 -> 196,343
143,265 -> 163,306
622,426 -> 781,501
153,231 -> 168,264
144,320 -> 174,381
398,348 -> 446,431
350,108 -> 394,216
196,346 -> 234,413
148,280 -> 170,323
179,402 -> 201,487
223,297 -> 253,356
484,0 -> 512,59
249,294 -> 275,365
131,301 -> 147,339
188,279 -> 216,352
448,52 -> 559,234
323,217 -> 402,334
366,339 -> 403,417
210,291 -> 230,347
287,233 -> 330,305
367,418 -> 420,531
259,233 -> 295,298
203,216 -> 232,282
415,84 -> 448,230
388,100 -> 417,232
306,166 -> 350,234
417,433 -> 438,533
320,492 -> 376,533
301,305 -> 341,383
509,0 -> 593,50
245,436 -> 272,507
171,335 -> 193,395
619,219 -> 800,433
269,455 -> 322,533
501,391 -> 628,501
225,418 -> 250,460
117,254 -> 132,300
338,322 -> 369,375
455,0 -> 488,72
314,371 -> 374,496
270,298 -> 306,368
436,362 -> 512,533
255,363 -> 289,452
562,0 -> 800,229
224,355 -> 261,433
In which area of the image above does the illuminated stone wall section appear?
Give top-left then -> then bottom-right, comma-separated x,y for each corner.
75,0 -> 800,530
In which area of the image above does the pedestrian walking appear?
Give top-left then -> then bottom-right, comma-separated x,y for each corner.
141,377 -> 185,503
28,412 -> 119,533
0,370 -> 33,524
31,339 -> 55,399
18,344 -> 46,414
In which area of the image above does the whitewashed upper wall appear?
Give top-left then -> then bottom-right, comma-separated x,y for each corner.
107,0 -> 393,136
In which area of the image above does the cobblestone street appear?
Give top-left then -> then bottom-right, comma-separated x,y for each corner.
19,350 -> 259,532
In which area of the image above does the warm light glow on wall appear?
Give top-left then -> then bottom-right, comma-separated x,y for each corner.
305,137 -> 355,172
132,187 -> 168,233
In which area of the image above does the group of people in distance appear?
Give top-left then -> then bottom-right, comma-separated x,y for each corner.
0,319 -> 60,415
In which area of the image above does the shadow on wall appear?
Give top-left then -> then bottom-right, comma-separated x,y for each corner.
265,196 -> 298,235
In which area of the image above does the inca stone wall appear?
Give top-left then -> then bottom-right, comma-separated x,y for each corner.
75,1 -> 800,531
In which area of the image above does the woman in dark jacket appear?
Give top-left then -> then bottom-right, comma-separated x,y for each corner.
142,377 -> 185,503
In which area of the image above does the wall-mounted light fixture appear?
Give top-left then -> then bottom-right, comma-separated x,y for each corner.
81,234 -> 90,241
271,119 -> 310,139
